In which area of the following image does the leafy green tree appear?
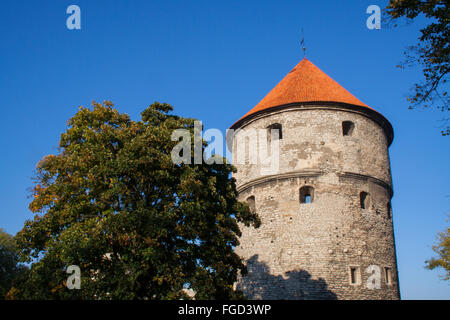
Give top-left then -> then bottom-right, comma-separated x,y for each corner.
13,101 -> 259,300
0,228 -> 25,299
385,0 -> 449,135
425,222 -> 449,280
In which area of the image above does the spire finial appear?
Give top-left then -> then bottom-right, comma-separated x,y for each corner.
301,28 -> 306,58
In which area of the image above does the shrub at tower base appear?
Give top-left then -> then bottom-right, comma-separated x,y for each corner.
10,101 -> 260,300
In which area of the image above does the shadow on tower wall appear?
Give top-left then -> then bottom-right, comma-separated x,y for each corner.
237,255 -> 337,300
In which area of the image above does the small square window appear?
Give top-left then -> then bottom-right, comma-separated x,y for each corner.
387,202 -> 392,219
246,196 -> 256,213
360,192 -> 370,210
385,267 -> 392,285
349,266 -> 361,285
300,186 -> 314,204
342,121 -> 355,136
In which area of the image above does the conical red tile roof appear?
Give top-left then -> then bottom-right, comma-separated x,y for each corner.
235,58 -> 374,125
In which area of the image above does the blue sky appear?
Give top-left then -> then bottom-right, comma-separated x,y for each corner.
0,0 -> 448,299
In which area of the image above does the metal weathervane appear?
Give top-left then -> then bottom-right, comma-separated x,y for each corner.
301,28 -> 306,58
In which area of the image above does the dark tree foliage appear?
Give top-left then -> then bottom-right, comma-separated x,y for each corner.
11,101 -> 260,300
0,228 -> 26,299
385,0 -> 449,135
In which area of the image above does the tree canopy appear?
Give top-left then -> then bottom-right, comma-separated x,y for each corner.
0,228 -> 25,299
425,223 -> 450,280
385,0 -> 449,135
11,101 -> 259,300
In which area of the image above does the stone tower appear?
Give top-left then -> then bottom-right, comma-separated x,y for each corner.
230,58 -> 400,300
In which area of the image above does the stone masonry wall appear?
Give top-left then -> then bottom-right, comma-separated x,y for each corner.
232,105 -> 400,300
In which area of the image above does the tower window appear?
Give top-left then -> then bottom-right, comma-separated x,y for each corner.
349,266 -> 361,285
246,196 -> 256,213
267,123 -> 282,140
384,267 -> 392,285
387,202 -> 392,219
342,121 -> 355,136
300,186 -> 314,204
360,192 -> 370,210
266,123 -> 282,156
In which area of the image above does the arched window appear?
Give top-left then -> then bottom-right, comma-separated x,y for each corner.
387,202 -> 392,219
246,196 -> 256,213
360,192 -> 370,209
342,121 -> 355,136
300,186 -> 314,204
